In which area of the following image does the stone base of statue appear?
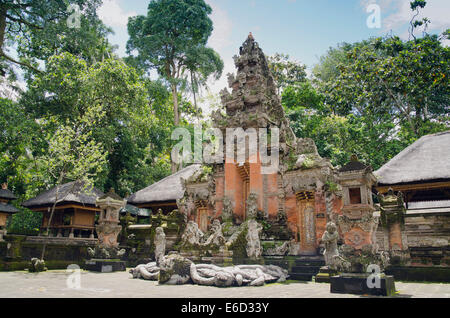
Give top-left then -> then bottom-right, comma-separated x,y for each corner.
84,246 -> 126,272
84,259 -> 126,273
315,266 -> 337,283
330,273 -> 396,296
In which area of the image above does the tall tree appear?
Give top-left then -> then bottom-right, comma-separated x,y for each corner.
34,104 -> 108,260
126,0 -> 222,126
20,52 -> 173,196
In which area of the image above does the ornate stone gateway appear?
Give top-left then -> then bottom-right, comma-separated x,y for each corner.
178,34 -> 342,259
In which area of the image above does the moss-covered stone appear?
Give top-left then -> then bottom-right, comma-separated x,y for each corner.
229,223 -> 249,259
158,254 -> 193,284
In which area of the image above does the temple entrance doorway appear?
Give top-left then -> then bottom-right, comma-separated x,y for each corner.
197,207 -> 209,233
296,191 -> 317,255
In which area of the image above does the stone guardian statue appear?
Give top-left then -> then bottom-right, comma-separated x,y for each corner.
154,227 -> 166,266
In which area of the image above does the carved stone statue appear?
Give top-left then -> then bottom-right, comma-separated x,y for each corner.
28,258 -> 47,272
322,222 -> 339,266
246,219 -> 263,259
203,219 -> 226,247
222,196 -> 233,223
130,254 -> 289,287
154,227 -> 166,265
181,221 -> 204,246
246,193 -> 258,220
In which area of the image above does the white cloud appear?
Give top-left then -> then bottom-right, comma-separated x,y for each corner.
206,0 -> 233,51
98,0 -> 136,27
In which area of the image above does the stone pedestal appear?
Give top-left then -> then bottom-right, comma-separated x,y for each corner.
315,266 -> 337,283
84,259 -> 126,273
330,273 -> 396,296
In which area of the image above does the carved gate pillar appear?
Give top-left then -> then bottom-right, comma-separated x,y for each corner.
378,189 -> 410,265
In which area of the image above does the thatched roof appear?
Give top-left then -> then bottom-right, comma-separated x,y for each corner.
120,204 -> 150,217
127,164 -> 202,205
0,188 -> 17,201
22,181 -> 104,209
375,130 -> 450,185
0,202 -> 19,214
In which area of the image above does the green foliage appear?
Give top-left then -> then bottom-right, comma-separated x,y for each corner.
0,0 -> 113,76
284,23 -> 449,170
21,53 -> 173,196
267,53 -> 307,94
7,207 -> 42,236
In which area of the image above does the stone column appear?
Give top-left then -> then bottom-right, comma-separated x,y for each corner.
378,189 -> 410,265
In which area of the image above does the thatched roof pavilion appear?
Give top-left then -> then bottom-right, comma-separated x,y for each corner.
374,130 -> 450,209
22,181 -> 104,209
22,181 -> 104,238
127,164 -> 201,214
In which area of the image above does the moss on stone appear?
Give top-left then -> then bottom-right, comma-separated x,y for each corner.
229,223 -> 249,259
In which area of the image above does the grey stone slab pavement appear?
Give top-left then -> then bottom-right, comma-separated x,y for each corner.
0,270 -> 449,298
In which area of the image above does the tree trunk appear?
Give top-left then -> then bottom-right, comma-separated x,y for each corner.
171,83 -> 179,174
172,83 -> 179,126
41,185 -> 60,260
0,6 -> 6,51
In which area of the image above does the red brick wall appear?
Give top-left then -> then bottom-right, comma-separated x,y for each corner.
225,160 -> 244,221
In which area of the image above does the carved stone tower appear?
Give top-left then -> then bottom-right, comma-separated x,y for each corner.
95,189 -> 126,249
337,155 -> 378,250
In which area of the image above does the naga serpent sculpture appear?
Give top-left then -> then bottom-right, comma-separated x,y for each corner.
129,254 -> 288,287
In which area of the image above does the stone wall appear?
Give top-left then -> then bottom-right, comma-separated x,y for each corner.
377,212 -> 450,266
0,235 -> 97,271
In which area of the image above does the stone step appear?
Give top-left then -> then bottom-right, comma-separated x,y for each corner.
289,273 -> 314,281
294,260 -> 325,267
292,265 -> 323,274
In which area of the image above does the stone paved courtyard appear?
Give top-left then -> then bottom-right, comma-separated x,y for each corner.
0,270 -> 449,298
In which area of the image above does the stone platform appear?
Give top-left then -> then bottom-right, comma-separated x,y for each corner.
264,255 -> 325,281
330,273 -> 396,296
84,259 -> 126,273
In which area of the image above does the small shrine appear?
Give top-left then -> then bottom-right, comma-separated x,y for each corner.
336,155 -> 378,250
85,189 -> 127,272
22,181 -> 103,239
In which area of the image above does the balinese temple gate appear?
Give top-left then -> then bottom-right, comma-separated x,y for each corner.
178,34 -> 345,257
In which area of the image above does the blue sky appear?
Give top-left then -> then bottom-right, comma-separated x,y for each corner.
98,0 -> 449,107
